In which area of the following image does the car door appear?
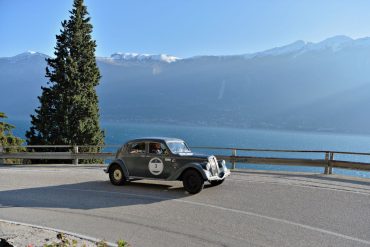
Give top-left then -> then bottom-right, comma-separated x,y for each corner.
124,141 -> 147,177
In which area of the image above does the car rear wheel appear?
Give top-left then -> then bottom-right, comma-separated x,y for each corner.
182,169 -> 204,194
210,179 -> 224,186
109,165 -> 126,186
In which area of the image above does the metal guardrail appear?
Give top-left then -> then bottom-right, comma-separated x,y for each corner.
0,145 -> 118,166
190,146 -> 370,174
1,145 -> 370,175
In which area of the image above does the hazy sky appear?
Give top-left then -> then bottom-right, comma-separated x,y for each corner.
1,0 -> 370,57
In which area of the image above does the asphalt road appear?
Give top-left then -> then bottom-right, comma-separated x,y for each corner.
0,165 -> 369,247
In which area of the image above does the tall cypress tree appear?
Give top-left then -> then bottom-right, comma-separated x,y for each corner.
26,0 -> 104,155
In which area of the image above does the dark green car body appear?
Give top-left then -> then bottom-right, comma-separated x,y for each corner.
105,137 -> 230,183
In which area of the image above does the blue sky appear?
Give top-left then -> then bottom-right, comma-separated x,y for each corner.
1,0 -> 370,58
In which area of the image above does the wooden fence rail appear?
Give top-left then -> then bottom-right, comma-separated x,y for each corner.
1,145 -> 370,175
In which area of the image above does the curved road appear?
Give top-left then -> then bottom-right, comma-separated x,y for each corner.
0,165 -> 369,247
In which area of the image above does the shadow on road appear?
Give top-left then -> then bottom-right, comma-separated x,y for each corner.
0,180 -> 201,210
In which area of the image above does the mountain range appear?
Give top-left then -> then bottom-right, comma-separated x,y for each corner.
1,35 -> 370,134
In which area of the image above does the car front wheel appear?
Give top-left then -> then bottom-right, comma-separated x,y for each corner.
182,169 -> 204,194
109,165 -> 126,186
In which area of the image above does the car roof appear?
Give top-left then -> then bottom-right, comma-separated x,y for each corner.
126,137 -> 185,143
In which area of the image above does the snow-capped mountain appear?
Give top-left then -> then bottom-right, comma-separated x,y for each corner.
2,35 -> 370,134
253,40 -> 306,57
95,35 -> 369,63
307,35 -> 353,51
0,51 -> 180,64
247,35 -> 370,58
3,35 -> 369,63
98,52 -> 180,64
1,51 -> 49,63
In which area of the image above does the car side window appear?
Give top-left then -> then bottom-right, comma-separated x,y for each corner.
149,142 -> 168,155
128,142 -> 146,154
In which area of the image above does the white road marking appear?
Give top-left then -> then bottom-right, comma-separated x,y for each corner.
55,187 -> 370,246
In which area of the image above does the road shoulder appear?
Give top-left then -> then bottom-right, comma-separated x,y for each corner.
0,219 -> 117,247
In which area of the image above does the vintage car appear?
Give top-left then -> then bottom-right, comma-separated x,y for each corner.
105,137 -> 230,194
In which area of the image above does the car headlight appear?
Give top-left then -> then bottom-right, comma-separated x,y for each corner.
217,160 -> 226,168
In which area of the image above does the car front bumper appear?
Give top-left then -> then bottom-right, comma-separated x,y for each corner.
205,166 -> 231,181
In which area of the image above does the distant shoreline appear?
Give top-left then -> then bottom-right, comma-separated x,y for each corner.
8,117 -> 370,138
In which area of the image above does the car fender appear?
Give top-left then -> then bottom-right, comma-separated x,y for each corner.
167,162 -> 208,181
105,159 -> 129,179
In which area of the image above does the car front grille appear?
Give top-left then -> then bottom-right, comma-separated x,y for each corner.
209,156 -> 219,176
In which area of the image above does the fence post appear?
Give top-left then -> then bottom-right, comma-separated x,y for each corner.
231,149 -> 237,169
0,145 -> 3,164
324,152 -> 330,174
329,152 -> 334,174
73,146 -> 79,165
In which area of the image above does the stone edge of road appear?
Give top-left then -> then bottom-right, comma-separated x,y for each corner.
0,219 -> 117,247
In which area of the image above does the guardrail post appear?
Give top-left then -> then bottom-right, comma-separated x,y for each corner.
329,152 -> 334,174
0,145 -> 3,164
324,152 -> 330,174
73,146 -> 79,165
231,149 -> 237,169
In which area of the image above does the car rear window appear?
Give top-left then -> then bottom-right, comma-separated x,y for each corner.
128,142 -> 146,154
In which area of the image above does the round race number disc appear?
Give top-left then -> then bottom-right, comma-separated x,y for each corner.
148,157 -> 164,175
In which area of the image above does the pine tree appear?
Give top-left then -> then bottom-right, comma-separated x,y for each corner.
26,0 -> 104,160
0,112 -> 25,164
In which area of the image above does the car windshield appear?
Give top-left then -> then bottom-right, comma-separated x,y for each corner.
166,141 -> 191,154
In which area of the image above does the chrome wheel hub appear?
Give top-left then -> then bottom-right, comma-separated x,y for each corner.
113,169 -> 122,181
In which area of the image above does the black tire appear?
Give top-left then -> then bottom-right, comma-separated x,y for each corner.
109,165 -> 126,186
182,169 -> 204,194
210,179 -> 224,186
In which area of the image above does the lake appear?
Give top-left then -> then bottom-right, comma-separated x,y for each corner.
8,119 -> 370,178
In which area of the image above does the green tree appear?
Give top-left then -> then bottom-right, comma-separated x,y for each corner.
0,112 -> 25,164
26,0 -> 104,162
